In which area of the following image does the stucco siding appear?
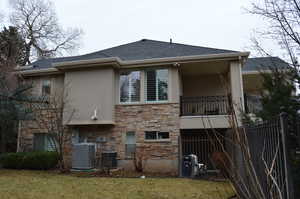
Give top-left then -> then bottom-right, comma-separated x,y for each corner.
182,74 -> 226,97
64,67 -> 115,125
180,115 -> 230,129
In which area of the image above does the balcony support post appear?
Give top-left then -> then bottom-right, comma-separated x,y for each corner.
229,61 -> 245,126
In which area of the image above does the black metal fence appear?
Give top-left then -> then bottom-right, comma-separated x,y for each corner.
245,114 -> 294,199
181,130 -> 226,169
180,95 -> 230,116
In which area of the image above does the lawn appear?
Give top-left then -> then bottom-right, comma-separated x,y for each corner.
0,170 -> 235,199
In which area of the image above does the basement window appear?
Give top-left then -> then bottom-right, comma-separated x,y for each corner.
145,131 -> 170,141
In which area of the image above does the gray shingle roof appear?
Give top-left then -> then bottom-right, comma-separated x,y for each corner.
243,57 -> 290,72
28,39 -> 238,70
25,39 -> 289,72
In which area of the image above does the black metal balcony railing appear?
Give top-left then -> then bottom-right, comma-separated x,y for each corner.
180,95 -> 230,116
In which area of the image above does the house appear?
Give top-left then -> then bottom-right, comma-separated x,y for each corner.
16,39 -> 289,174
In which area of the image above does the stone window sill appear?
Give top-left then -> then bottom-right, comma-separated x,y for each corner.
117,101 -> 173,106
144,139 -> 171,143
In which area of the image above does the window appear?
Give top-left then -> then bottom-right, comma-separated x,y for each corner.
41,79 -> 51,96
145,131 -> 170,141
33,133 -> 56,151
120,71 -> 141,103
145,69 -> 168,102
125,132 -> 136,158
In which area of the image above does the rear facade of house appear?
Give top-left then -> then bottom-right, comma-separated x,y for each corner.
17,39 -> 288,175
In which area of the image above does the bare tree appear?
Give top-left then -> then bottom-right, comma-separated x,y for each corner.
28,87 -> 75,171
9,0 -> 82,65
133,145 -> 149,173
248,0 -> 300,69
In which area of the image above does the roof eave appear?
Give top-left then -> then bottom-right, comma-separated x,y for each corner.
54,57 -> 121,70
55,51 -> 250,68
17,51 -> 250,75
17,68 -> 62,77
242,68 -> 291,75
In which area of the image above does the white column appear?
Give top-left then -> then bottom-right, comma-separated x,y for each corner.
230,61 -> 244,126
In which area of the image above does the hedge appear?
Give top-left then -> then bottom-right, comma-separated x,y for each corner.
0,151 -> 59,170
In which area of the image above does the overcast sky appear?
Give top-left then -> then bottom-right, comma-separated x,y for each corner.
0,0 -> 268,57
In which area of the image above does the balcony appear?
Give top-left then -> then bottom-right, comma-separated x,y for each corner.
180,95 -> 230,116
178,60 -> 244,129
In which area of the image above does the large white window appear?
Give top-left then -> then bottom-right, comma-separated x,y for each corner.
145,69 -> 168,102
120,71 -> 141,103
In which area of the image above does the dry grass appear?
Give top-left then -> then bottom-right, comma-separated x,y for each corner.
0,169 -> 235,199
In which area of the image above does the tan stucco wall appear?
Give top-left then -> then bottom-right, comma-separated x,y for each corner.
27,75 -> 64,96
169,67 -> 180,103
180,115 -> 230,129
242,73 -> 264,95
52,75 -> 64,96
64,67 -> 115,125
181,74 -> 227,97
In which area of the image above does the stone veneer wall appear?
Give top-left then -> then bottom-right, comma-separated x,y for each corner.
18,103 -> 180,174
114,103 -> 180,174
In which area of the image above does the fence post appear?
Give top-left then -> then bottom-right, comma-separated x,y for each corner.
280,113 -> 294,199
